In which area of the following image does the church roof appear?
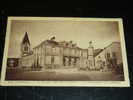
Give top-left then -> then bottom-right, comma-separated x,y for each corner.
22,32 -> 30,45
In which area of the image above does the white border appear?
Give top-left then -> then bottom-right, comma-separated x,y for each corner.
0,17 -> 130,87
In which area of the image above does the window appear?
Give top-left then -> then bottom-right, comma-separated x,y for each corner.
46,45 -> 51,54
53,47 -> 60,55
64,48 -> 69,55
71,49 -> 75,55
112,52 -> 116,58
75,50 -> 80,56
45,56 -> 51,64
107,53 -> 110,58
24,46 -> 28,51
54,56 -> 60,64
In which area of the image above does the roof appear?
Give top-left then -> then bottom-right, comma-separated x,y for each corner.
22,32 -> 30,45
94,49 -> 103,57
94,42 -> 120,57
46,40 -> 59,45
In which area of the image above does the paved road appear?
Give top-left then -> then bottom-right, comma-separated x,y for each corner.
6,69 -> 124,81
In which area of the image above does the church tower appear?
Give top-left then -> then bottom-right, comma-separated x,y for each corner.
21,32 -> 31,57
88,41 -> 95,70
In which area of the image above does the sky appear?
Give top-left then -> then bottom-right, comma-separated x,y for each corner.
8,20 -> 120,58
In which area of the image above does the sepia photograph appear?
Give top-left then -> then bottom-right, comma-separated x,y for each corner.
1,17 -> 130,86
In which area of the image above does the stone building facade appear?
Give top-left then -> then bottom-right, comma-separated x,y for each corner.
19,32 -> 95,70
18,32 -> 123,71
32,39 -> 91,70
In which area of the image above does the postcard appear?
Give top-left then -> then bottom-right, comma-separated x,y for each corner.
0,17 -> 130,87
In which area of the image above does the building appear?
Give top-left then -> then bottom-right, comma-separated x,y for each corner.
19,32 -> 34,69
17,32 -> 123,71
19,32 -> 95,70
32,37 -> 92,70
94,42 -> 123,71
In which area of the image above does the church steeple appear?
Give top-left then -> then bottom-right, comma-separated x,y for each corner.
22,32 -> 30,45
21,32 -> 31,57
